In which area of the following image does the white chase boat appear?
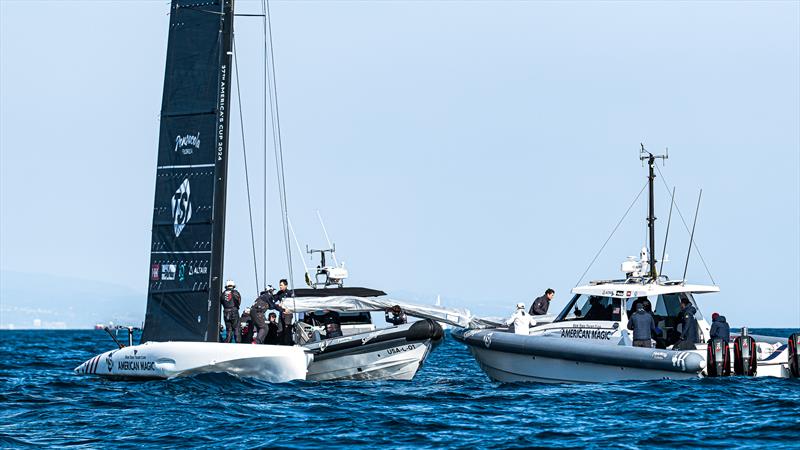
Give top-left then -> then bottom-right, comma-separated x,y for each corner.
455,149 -> 798,383
76,0 -> 311,382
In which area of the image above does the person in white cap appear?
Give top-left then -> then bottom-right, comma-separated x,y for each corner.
506,302 -> 534,335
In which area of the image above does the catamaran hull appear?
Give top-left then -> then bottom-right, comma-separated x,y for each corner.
75,341 -> 311,382
454,328 -> 706,384
304,319 -> 443,381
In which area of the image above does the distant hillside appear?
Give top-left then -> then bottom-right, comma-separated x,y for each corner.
0,271 -> 145,329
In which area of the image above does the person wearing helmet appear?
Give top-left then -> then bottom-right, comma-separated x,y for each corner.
220,280 -> 241,343
385,305 -> 407,325
240,307 -> 254,344
250,286 -> 278,344
506,303 -> 534,335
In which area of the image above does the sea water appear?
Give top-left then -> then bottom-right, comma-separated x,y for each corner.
1,329 -> 799,448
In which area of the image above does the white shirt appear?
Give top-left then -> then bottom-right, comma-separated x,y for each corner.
506,309 -> 533,335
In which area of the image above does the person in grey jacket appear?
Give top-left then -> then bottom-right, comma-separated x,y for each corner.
627,303 -> 659,347
709,312 -> 730,342
529,289 -> 555,315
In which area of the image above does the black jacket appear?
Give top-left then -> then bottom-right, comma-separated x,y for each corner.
678,305 -> 700,344
709,315 -> 730,342
220,289 -> 241,311
530,295 -> 550,315
627,309 -> 657,341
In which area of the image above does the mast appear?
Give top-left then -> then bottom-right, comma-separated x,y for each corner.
640,144 -> 667,280
141,0 -> 235,343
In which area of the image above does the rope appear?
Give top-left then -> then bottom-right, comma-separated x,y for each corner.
232,35 -> 260,293
655,164 -> 716,284
574,182 -> 649,287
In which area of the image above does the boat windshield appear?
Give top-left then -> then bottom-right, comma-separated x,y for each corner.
556,294 -> 622,322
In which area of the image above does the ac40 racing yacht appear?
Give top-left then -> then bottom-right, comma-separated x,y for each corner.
454,148 -> 799,383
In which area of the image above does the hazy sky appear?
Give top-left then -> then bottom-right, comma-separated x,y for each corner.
1,0 -> 798,327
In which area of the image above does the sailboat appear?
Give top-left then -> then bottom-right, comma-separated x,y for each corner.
75,0 -> 494,382
75,0 -> 309,382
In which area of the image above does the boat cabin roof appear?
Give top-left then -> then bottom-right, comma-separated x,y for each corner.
572,280 -> 719,298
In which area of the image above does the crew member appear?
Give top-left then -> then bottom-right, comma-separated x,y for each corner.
385,305 -> 407,325
627,302 -> 658,348
250,287 -> 278,344
220,280 -> 241,343
709,312 -> 730,342
265,312 -> 280,345
674,297 -> 700,350
530,289 -> 555,316
240,308 -> 254,344
272,279 -> 295,345
507,303 -> 534,335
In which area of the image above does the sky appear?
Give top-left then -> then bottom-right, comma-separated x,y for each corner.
1,0 -> 798,328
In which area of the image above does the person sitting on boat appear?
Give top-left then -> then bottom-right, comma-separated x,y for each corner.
627,302 -> 659,348
220,280 -> 241,343
265,312 -> 280,345
709,312 -> 730,342
320,310 -> 343,338
529,289 -> 555,316
674,297 -> 701,350
240,308 -> 254,344
385,305 -> 408,325
507,303 -> 534,335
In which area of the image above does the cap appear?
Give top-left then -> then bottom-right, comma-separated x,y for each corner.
516,302 -> 525,309
225,280 -> 235,288
712,312 -> 719,320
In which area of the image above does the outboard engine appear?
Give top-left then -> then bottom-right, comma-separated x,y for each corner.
733,328 -> 757,376
789,332 -> 800,378
706,338 -> 730,377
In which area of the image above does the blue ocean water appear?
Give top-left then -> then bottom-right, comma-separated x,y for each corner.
1,329 -> 799,448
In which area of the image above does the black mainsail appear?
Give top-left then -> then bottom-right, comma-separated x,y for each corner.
142,0 -> 234,342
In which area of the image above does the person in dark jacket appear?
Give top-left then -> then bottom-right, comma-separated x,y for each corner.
240,308 -> 254,344
627,303 -> 659,347
674,297 -> 700,350
265,312 -> 280,345
250,287 -> 278,344
385,305 -> 407,325
220,280 -> 242,343
272,279 -> 295,345
529,289 -> 555,315
709,312 -> 730,342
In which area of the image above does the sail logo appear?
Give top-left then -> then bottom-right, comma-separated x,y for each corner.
150,264 -> 160,281
174,133 -> 200,155
161,264 -> 176,281
172,179 -> 192,237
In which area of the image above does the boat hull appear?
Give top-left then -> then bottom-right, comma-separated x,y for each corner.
454,328 -> 706,383
75,341 -> 311,382
308,340 -> 431,381
304,319 -> 442,381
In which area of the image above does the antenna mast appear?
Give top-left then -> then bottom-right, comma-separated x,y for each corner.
640,144 -> 668,280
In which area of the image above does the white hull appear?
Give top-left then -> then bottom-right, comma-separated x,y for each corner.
308,340 -> 431,381
75,341 -> 311,382
468,346 -> 700,383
